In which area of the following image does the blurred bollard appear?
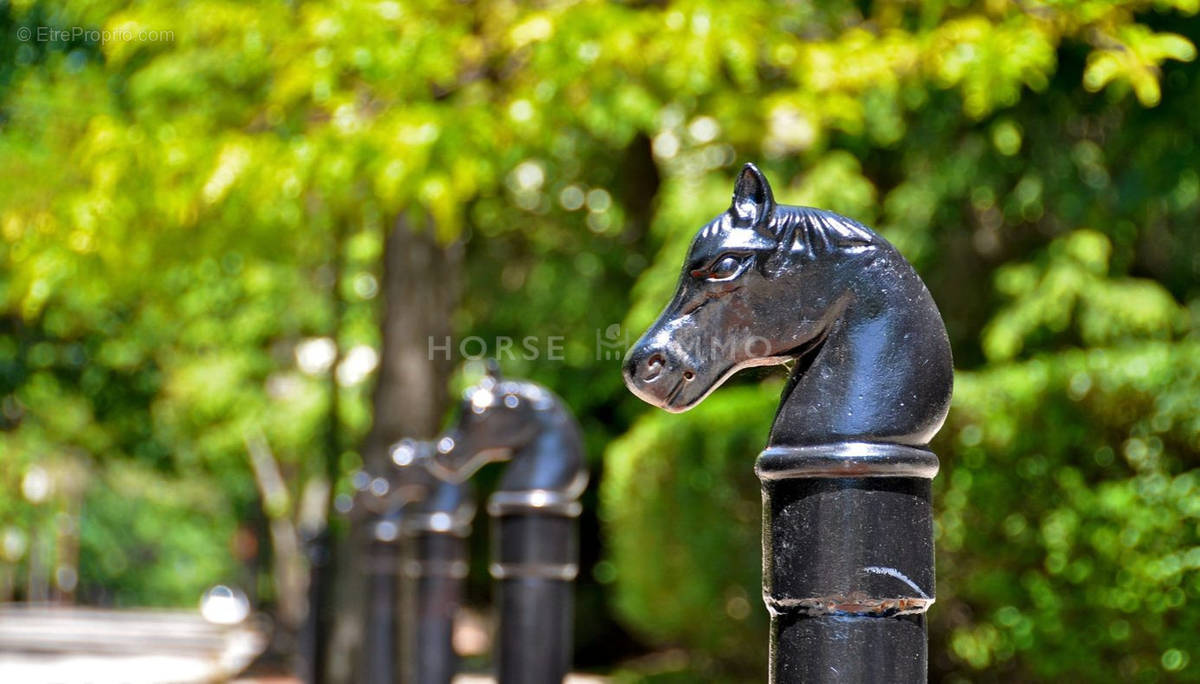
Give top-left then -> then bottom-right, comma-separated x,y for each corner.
363,509 -> 404,684
349,439 -> 474,684
489,490 -> 580,684
430,365 -> 587,684
401,463 -> 474,684
297,526 -> 332,684
349,456 -> 420,684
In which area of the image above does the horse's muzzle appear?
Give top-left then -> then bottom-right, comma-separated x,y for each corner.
622,344 -> 696,412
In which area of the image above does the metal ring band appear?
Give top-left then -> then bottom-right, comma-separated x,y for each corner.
489,562 -> 579,581
487,490 -> 583,517
765,595 -> 934,618
403,559 -> 469,579
403,509 -> 475,536
755,442 -> 940,480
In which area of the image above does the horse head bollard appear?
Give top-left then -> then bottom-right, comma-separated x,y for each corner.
624,163 -> 953,682
388,439 -> 475,684
430,365 -> 587,684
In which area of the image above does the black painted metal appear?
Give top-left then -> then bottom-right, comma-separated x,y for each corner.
760,454 -> 933,681
492,512 -> 577,684
297,526 -> 332,684
406,531 -> 468,684
361,510 -> 403,684
496,575 -> 574,683
351,437 -> 468,684
430,366 -> 586,684
398,445 -> 475,684
623,164 -> 953,683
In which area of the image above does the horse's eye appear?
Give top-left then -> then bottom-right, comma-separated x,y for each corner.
707,255 -> 744,281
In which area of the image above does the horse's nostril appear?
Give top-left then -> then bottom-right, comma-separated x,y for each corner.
683,370 -> 696,382
643,353 -> 665,381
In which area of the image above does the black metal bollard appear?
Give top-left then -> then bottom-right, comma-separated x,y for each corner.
623,164 -> 953,682
397,442 -> 475,684
297,526 -> 333,684
757,445 -> 938,680
362,508 -> 404,684
429,366 -> 587,684
490,491 -> 580,684
351,456 -> 433,684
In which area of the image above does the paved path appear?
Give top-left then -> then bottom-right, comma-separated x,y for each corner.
0,605 -> 265,683
232,674 -> 609,683
0,605 -> 609,683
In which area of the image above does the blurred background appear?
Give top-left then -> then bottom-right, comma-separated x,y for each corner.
1,0 -> 1199,681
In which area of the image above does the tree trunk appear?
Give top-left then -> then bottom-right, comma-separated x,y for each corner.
362,214 -> 460,470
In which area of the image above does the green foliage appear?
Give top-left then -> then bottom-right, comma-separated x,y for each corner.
935,341 -> 1200,680
983,230 -> 1186,361
78,461 -> 239,606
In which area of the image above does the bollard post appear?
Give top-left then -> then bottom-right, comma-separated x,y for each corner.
352,460 -> 428,684
361,508 -> 404,684
297,526 -> 333,684
623,164 -> 953,682
489,484 -> 581,684
392,439 -> 475,684
756,444 -> 939,680
429,366 -> 587,684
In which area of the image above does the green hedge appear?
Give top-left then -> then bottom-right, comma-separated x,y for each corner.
602,383 -> 775,679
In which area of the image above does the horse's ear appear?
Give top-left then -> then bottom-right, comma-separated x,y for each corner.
731,163 -> 776,232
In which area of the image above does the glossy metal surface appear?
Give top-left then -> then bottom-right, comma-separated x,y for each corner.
361,507 -> 403,684
430,366 -> 586,684
398,440 -> 474,684
353,439 -> 474,684
623,163 -> 951,447
430,368 -> 586,496
623,164 -> 953,683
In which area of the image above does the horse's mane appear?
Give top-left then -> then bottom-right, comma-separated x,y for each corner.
772,205 -> 878,256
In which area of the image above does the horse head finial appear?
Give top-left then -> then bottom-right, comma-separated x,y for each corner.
427,368 -> 548,483
625,162 -> 952,446
346,439 -> 436,518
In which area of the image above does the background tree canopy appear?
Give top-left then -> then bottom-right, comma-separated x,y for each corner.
1,0 -> 1198,681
